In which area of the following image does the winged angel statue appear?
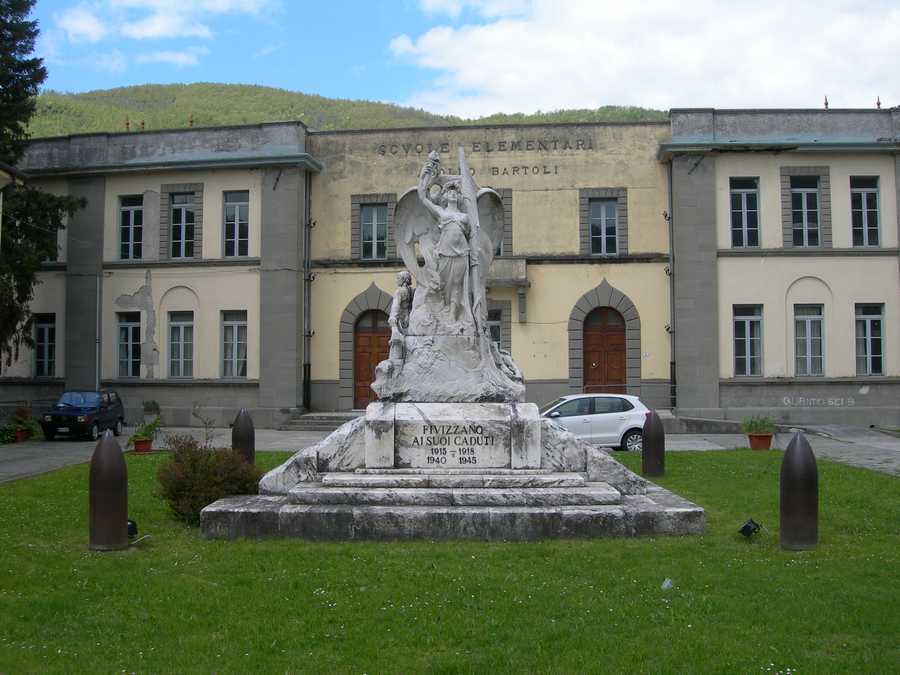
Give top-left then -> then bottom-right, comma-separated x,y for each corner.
372,148 -> 526,403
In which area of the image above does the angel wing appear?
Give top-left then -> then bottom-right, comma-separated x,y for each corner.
394,187 -> 439,288
476,187 -> 504,272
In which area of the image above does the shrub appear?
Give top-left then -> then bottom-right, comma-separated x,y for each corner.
163,433 -> 202,453
157,447 -> 261,525
142,400 -> 160,414
0,425 -> 16,444
11,407 -> 42,440
742,416 -> 776,434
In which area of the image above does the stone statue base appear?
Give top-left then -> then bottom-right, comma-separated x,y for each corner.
372,335 -> 525,403
200,403 -> 705,541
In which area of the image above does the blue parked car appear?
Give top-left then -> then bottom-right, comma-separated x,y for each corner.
40,390 -> 125,441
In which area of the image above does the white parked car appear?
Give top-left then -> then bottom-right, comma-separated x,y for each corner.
541,394 -> 650,451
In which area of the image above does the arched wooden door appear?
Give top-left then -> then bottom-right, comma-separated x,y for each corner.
354,310 -> 390,408
583,307 -> 626,393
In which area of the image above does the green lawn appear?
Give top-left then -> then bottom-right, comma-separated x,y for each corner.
0,450 -> 897,674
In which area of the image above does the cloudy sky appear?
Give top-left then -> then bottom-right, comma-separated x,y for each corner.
34,0 -> 900,116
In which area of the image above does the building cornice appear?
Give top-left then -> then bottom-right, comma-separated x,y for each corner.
718,247 -> 899,258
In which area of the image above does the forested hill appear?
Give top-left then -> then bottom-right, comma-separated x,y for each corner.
29,83 -> 667,137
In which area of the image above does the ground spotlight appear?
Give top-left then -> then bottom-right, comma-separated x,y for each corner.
739,518 -> 761,538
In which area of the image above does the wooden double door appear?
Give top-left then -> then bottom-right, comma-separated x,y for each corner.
354,310 -> 390,409
583,307 -> 626,393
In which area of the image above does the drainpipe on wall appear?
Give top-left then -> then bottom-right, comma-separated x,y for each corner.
666,160 -> 676,410
302,170 -> 313,411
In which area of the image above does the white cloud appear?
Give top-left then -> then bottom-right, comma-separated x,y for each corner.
253,42 -> 285,58
136,46 -> 209,67
55,4 -> 109,42
121,12 -> 212,39
394,0 -> 900,117
95,48 -> 128,72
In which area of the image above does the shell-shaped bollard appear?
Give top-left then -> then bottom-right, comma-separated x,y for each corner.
232,408 -> 255,465
89,430 -> 128,551
780,431 -> 818,550
641,409 -> 665,477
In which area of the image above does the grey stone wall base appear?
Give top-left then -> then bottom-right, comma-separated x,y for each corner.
200,490 -> 704,541
128,406 -> 287,429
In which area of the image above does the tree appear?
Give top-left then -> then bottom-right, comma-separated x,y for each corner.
1,0 -> 82,366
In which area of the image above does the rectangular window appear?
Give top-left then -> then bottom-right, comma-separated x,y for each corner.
794,305 -> 824,376
487,309 -> 502,348
222,310 -> 248,378
223,190 -> 249,257
170,193 -> 195,258
729,177 -> 759,247
169,311 -> 194,378
855,304 -> 884,375
34,314 -> 55,378
733,305 -> 763,376
117,312 -> 141,378
119,195 -> 143,260
589,199 -> 617,255
361,204 -> 387,260
791,176 -> 820,246
850,176 -> 879,247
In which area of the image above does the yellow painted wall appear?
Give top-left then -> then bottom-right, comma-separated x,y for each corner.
102,169 -> 263,261
2,272 -> 67,378
310,262 -> 671,382
101,266 -> 260,380
308,124 -> 671,259
717,256 -> 899,377
715,153 -> 898,249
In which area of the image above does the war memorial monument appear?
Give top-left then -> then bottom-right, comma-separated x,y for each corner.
201,149 -> 704,540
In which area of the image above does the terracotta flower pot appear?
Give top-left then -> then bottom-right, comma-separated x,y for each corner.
133,438 -> 152,453
748,433 -> 773,450
15,428 -> 29,443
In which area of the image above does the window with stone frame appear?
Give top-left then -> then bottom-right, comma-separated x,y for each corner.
794,304 -> 824,376
119,195 -> 143,260
223,190 -> 249,257
34,314 -> 55,378
855,304 -> 884,375
579,188 -> 627,256
781,167 -> 830,248
850,176 -> 879,247
222,310 -> 248,378
729,177 -> 759,247
169,311 -> 194,378
351,194 -> 396,261
733,305 -> 762,376
117,312 -> 141,378
160,183 -> 203,260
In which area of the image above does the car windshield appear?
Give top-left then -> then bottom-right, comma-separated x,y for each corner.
540,398 -> 565,415
57,391 -> 100,407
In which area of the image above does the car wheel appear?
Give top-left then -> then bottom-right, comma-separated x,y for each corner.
113,419 -> 123,436
621,429 -> 643,452
88,423 -> 99,442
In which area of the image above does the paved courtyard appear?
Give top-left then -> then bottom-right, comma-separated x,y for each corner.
1,424 -> 898,484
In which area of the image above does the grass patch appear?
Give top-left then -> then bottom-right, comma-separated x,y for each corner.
0,451 -> 897,673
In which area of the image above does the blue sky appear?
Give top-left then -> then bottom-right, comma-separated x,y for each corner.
33,1 -> 900,118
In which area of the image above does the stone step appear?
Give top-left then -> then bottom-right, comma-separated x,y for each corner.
288,484 -> 620,507
320,472 -> 587,489
353,468 -> 553,475
201,496 -> 705,541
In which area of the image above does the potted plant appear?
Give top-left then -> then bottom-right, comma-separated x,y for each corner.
742,416 -> 776,450
142,400 -> 161,423
12,406 -> 40,442
129,416 -> 161,453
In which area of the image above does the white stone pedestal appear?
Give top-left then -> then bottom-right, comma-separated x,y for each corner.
365,402 -> 541,470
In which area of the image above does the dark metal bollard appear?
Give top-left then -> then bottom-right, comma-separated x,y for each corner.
232,408 -> 255,465
641,409 -> 665,477
89,430 -> 128,551
780,431 -> 818,550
